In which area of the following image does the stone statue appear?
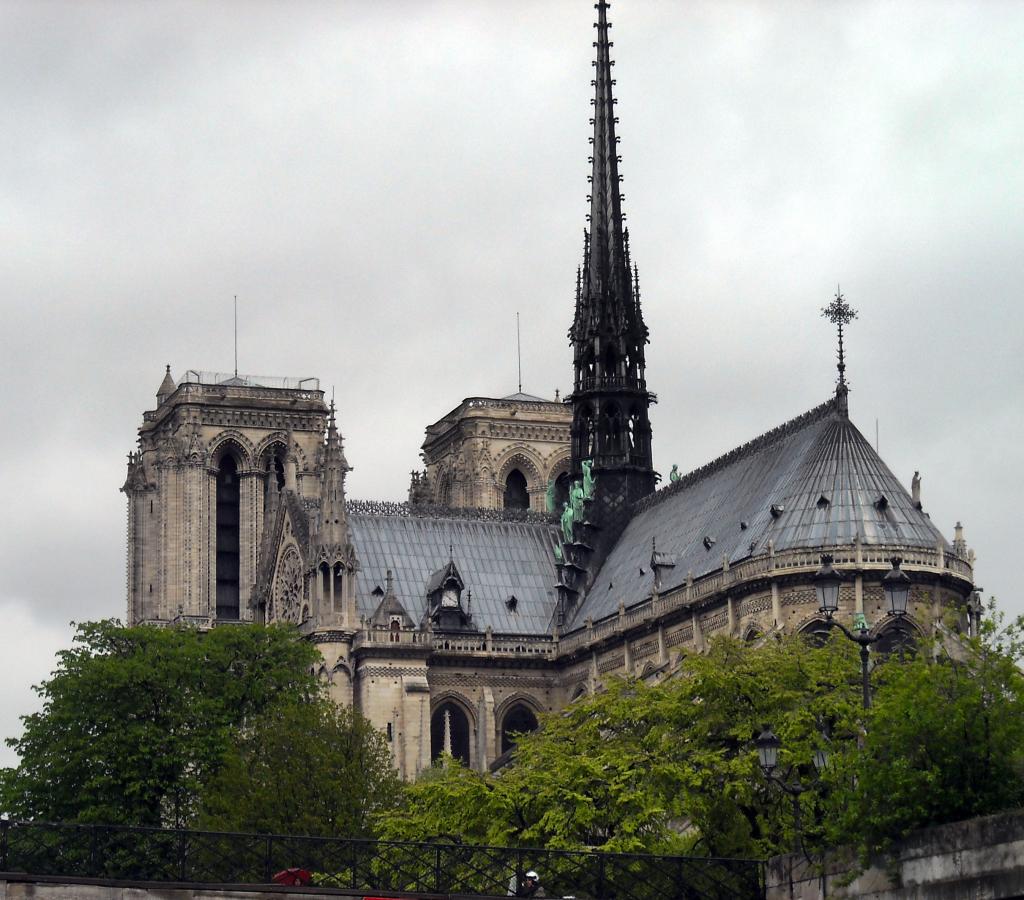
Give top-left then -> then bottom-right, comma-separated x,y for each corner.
669,464 -> 680,483
545,478 -> 557,513
911,470 -> 921,506
582,458 -> 596,499
560,501 -> 575,544
570,479 -> 585,523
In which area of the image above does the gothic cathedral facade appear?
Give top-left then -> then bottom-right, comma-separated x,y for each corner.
124,3 -> 978,779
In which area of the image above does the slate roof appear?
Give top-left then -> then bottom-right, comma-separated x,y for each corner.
571,397 -> 949,627
349,513 -> 561,635
501,391 -> 553,403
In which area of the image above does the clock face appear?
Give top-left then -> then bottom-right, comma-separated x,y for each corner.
441,587 -> 459,608
271,546 -> 303,624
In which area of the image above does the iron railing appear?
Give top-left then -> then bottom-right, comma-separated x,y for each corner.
0,819 -> 763,899
181,370 -> 320,391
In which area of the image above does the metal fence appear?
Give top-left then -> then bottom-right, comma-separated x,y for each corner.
0,819 -> 763,899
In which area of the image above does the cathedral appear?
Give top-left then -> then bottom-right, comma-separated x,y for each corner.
123,3 -> 977,780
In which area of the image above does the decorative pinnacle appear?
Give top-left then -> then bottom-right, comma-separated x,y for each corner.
821,285 -> 858,391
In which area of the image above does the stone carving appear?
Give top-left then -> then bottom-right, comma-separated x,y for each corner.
545,478 -> 557,513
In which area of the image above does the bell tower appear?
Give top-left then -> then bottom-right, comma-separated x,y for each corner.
567,0 -> 656,545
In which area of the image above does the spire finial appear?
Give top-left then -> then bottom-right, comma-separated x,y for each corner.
821,285 -> 858,411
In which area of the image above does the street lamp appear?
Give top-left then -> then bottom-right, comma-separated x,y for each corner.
754,725 -> 829,854
755,725 -> 781,775
881,557 -> 911,617
813,554 -> 917,708
813,554 -> 842,617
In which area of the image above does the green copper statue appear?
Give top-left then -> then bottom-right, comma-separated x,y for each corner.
560,501 -> 575,544
545,478 -> 557,513
570,479 -> 585,523
853,612 -> 869,632
669,464 -> 680,483
553,542 -> 563,564
582,459 -> 596,499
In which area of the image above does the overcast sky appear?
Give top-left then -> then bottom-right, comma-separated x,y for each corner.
1,0 -> 1022,767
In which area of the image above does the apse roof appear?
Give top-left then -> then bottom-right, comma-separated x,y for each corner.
349,513 -> 561,635
571,397 -> 948,628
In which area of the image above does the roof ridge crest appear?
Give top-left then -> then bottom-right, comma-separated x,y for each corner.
346,498 -> 558,526
633,396 -> 838,515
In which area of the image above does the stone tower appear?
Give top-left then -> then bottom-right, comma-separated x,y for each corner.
122,368 -> 327,625
566,0 -> 656,545
414,393 -> 572,511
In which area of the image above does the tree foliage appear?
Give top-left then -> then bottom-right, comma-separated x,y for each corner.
379,608 -> 1024,862
0,620 -> 320,827
197,698 -> 401,838
836,605 -> 1024,854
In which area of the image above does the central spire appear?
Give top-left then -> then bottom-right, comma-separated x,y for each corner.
571,0 -> 645,345
567,0 -> 656,551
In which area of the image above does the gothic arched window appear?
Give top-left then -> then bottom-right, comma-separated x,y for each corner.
431,701 -> 471,765
875,620 -> 919,661
500,704 -> 539,754
503,469 -> 529,510
216,454 -> 241,620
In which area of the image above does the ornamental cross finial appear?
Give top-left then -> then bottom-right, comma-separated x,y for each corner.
821,285 -> 858,390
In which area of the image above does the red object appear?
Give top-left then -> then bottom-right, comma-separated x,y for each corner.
272,867 -> 313,886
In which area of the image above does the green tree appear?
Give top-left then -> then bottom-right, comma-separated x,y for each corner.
197,698 -> 400,838
835,606 -> 1024,855
0,620 -> 319,827
379,612 -> 1024,862
379,634 -> 866,858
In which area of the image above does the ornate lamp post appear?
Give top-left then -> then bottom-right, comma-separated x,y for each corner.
814,554 -> 910,708
755,725 -> 830,853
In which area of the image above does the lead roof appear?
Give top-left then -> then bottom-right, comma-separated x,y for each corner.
570,397 -> 949,628
348,513 -> 561,635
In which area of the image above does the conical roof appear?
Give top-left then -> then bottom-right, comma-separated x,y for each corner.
156,365 -> 176,401
574,396 -> 948,625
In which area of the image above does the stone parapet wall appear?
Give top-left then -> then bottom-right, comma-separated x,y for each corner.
766,809 -> 1024,899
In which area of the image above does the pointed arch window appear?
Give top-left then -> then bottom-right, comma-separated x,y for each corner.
503,469 -> 529,510
500,704 -> 539,754
431,701 -> 471,765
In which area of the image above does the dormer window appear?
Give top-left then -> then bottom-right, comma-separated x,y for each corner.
425,559 -> 475,633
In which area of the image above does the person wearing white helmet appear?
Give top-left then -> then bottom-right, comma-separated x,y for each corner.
520,870 -> 545,897
507,869 -> 546,897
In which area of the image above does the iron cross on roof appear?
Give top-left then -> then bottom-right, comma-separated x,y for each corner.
821,286 -> 858,390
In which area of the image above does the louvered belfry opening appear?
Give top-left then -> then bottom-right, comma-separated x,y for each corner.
215,454 -> 241,620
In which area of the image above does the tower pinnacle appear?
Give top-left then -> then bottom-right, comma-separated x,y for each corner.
318,400 -> 350,546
